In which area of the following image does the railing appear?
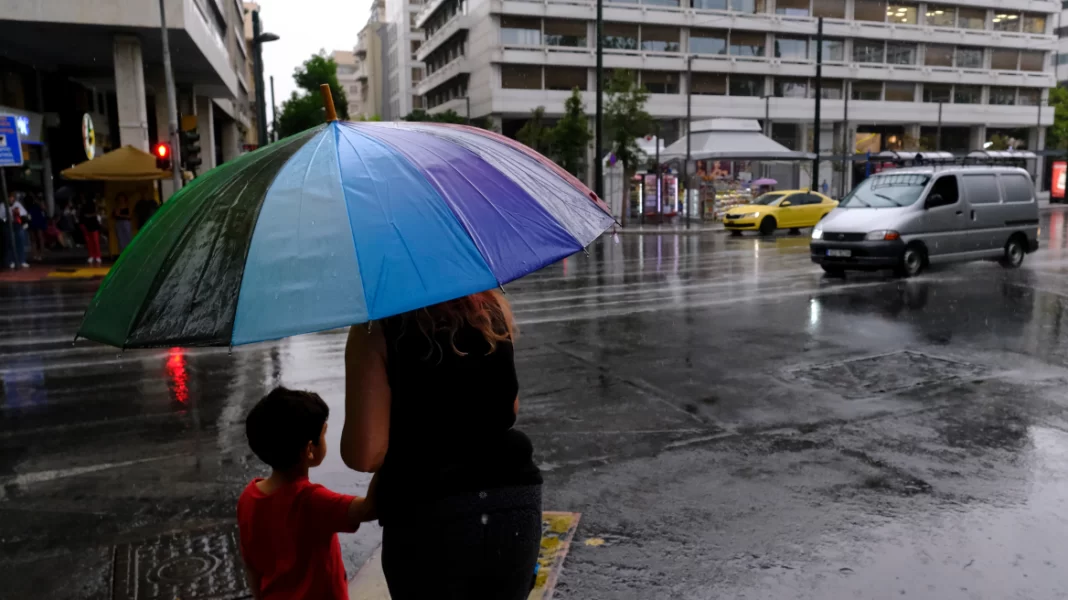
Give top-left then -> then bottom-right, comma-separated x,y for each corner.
418,13 -> 470,60
416,57 -> 471,95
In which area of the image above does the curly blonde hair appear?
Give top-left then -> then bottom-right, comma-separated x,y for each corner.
392,290 -> 516,356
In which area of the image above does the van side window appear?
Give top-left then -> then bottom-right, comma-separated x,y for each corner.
1000,174 -> 1034,203
926,175 -> 959,208
962,174 -> 1000,205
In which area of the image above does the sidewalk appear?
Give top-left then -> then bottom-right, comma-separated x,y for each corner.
614,221 -> 725,235
0,264 -> 110,283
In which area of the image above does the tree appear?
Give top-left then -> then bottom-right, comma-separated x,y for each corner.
516,107 -> 552,155
1047,86 -> 1068,151
276,52 -> 350,138
551,88 -> 592,178
604,70 -> 653,227
402,109 -> 466,124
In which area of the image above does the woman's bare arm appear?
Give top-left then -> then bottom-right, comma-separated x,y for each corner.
340,323 -> 392,473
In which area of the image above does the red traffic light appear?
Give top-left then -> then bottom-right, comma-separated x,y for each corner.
155,143 -> 170,158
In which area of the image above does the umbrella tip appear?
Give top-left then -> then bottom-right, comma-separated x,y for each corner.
319,84 -> 338,123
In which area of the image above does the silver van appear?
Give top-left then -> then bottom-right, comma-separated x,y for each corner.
810,166 -> 1040,277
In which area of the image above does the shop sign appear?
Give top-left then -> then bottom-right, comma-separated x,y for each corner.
1053,161 -> 1067,200
0,115 -> 24,166
82,113 -> 96,160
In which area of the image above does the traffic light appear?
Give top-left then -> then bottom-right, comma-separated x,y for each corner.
180,130 -> 202,171
155,143 -> 172,171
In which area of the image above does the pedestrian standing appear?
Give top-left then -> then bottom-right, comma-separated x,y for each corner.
4,192 -> 29,268
80,197 -> 102,265
341,290 -> 543,600
112,193 -> 133,252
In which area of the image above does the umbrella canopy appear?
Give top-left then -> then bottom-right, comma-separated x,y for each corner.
61,145 -> 169,181
77,121 -> 614,348
750,178 -> 777,187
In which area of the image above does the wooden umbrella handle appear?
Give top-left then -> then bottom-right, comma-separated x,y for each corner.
320,84 -> 338,123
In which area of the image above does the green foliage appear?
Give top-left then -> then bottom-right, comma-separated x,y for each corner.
604,69 -> 653,176
987,133 -> 1013,151
1048,86 -> 1068,151
402,109 -> 467,124
551,88 -> 592,177
516,107 -> 552,155
276,52 -> 349,138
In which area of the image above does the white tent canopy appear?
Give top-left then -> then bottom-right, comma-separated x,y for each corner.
662,119 -> 814,162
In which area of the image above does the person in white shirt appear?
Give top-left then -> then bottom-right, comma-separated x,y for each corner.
2,192 -> 29,269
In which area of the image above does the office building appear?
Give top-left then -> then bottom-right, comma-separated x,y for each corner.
384,0 -> 428,119
353,0 -> 389,120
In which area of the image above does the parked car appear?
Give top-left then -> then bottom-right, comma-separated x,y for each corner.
723,190 -> 837,236
810,166 -> 1040,277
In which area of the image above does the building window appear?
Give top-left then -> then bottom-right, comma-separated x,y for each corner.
955,47 -> 983,68
774,77 -> 807,97
729,74 -> 764,96
817,79 -> 844,99
544,19 -> 587,47
887,3 -> 918,24
1018,88 -> 1041,106
604,23 -> 639,50
502,65 -> 541,89
954,85 -> 981,103
989,87 -> 1016,105
810,38 -> 845,61
957,7 -> 985,30
691,73 -> 727,94
852,40 -> 884,63
693,0 -> 727,7
1020,51 -> 1045,71
691,29 -> 728,54
776,0 -> 809,16
993,13 -> 1020,31
1022,13 -> 1045,34
925,44 -> 954,67
501,17 -> 541,45
730,0 -> 766,13
923,84 -> 952,102
991,49 -> 1019,70
729,32 -> 765,56
642,71 -> 679,93
886,43 -> 916,64
774,36 -> 809,59
812,0 -> 845,19
884,82 -> 914,101
645,0 -> 681,7
641,26 -> 681,52
925,5 -> 954,27
546,67 -> 587,90
851,81 -> 882,100
854,0 -> 887,22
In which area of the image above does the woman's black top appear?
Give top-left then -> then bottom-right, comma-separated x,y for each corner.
80,204 -> 100,232
376,318 -> 542,524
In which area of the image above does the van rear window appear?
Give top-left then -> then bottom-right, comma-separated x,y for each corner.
1000,174 -> 1034,204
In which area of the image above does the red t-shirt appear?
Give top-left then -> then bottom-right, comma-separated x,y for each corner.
237,477 -> 357,600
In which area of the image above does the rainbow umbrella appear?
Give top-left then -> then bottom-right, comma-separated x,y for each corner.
77,108 -> 613,348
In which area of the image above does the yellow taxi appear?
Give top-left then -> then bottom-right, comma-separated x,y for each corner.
723,190 -> 838,236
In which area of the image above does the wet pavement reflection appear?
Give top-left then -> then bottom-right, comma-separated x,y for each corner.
6,213 -> 1068,598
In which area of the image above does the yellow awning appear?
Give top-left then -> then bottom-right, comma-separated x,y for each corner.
61,145 -> 169,181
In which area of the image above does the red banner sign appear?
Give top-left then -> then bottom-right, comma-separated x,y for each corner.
1053,161 -> 1067,199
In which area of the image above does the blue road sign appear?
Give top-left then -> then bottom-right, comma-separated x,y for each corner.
0,115 -> 24,167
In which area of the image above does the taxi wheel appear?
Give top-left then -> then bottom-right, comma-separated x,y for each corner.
759,217 -> 777,236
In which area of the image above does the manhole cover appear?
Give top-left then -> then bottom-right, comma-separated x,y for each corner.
783,351 -> 986,399
112,524 -> 250,600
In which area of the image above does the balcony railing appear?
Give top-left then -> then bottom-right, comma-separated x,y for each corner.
416,57 -> 471,96
417,13 -> 471,61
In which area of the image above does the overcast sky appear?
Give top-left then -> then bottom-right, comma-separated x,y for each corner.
256,0 -> 372,118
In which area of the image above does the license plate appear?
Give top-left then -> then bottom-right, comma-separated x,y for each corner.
827,249 -> 851,257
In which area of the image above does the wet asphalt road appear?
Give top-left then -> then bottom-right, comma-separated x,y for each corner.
6,213 -> 1068,599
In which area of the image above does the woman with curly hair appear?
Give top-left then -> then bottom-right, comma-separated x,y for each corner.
341,290 -> 542,600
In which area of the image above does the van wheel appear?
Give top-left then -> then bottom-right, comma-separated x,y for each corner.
894,244 -> 925,278
759,217 -> 777,236
1000,236 -> 1026,268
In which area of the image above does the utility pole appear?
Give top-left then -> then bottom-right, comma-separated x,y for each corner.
253,10 -> 269,146
840,81 -> 849,197
594,0 -> 604,199
270,75 -> 278,142
811,17 -> 823,192
685,54 -> 693,228
936,101 -> 943,151
158,0 -> 183,192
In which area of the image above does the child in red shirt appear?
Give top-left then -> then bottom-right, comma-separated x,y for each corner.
238,387 -> 373,600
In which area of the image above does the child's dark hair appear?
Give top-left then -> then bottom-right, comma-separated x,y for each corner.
245,387 -> 329,471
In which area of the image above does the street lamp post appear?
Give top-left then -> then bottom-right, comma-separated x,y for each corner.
811,17 -> 824,192
840,81 -> 849,198
158,0 -> 182,192
252,10 -> 280,148
762,94 -> 770,178
466,96 -> 471,124
270,75 -> 278,142
685,54 -> 694,228
594,0 -> 604,199
936,101 -> 943,152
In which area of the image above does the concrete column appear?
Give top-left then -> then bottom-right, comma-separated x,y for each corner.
196,96 -> 217,170
112,36 -> 149,151
969,125 -> 987,151
905,123 -> 921,150
1029,126 -> 1046,194
220,119 -> 241,164
798,123 -> 812,189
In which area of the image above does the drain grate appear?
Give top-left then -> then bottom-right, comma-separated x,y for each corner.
783,350 -> 987,399
112,523 -> 249,600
